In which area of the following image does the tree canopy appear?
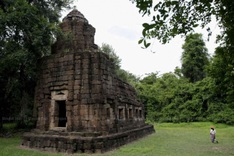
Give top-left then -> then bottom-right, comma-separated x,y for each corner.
181,33 -> 209,82
131,0 -> 234,47
0,0 -> 73,128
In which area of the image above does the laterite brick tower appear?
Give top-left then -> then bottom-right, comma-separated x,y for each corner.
22,9 -> 155,153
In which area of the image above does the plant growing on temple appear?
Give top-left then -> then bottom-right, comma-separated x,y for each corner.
99,43 -> 139,85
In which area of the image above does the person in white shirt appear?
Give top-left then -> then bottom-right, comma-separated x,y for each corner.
210,126 -> 218,143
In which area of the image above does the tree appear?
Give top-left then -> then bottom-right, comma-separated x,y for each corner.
99,43 -> 122,69
136,72 -> 160,121
208,47 -> 234,109
0,0 -> 72,128
131,0 -> 234,47
131,0 -> 234,124
181,33 -> 210,82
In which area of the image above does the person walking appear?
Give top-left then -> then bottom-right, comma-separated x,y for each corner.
210,126 -> 218,143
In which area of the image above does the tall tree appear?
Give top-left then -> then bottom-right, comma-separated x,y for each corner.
208,46 -> 234,108
0,0 -> 72,128
181,33 -> 210,82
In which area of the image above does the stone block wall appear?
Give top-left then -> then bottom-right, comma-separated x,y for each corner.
22,124 -> 154,153
35,50 -> 145,134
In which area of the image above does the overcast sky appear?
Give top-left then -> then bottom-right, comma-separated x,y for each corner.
62,0 -> 220,78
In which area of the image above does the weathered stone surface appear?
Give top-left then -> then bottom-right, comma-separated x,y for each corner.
22,9 -> 155,153
22,124 -> 154,153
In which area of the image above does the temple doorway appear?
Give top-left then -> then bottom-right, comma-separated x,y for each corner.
56,100 -> 67,127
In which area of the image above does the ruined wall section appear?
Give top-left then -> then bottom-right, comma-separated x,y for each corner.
35,50 -> 145,134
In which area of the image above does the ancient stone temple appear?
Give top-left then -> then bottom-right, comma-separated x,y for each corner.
21,9 -> 155,153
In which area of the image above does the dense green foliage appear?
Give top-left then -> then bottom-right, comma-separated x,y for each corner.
181,33 -> 209,82
209,46 -> 234,103
132,33 -> 233,125
1,122 -> 234,155
131,0 -> 234,46
131,0 -> 234,106
128,33 -> 233,125
0,0 -> 73,129
136,71 -> 234,124
130,0 -> 234,125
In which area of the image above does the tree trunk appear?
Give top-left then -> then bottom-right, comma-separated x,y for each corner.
0,104 -> 2,129
17,65 -> 27,128
0,117 -> 2,129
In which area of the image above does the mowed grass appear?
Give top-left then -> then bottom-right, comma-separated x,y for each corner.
0,122 -> 234,156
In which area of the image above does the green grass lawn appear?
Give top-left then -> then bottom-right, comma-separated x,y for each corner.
0,122 -> 234,156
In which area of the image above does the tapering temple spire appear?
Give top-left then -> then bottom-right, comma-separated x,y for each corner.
63,8 -> 88,23
52,8 -> 97,53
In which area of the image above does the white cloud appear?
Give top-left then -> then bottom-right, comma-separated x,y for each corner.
108,26 -> 139,40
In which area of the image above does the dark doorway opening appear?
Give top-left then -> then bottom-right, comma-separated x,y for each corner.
57,100 -> 67,127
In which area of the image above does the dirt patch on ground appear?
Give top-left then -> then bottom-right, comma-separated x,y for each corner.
211,146 -> 223,151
